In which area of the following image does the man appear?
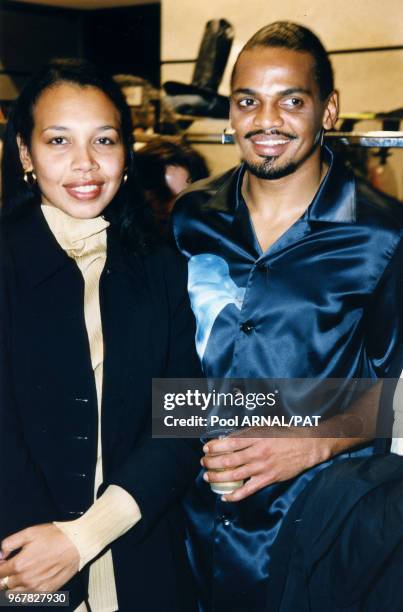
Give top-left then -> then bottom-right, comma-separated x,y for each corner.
172,22 -> 403,611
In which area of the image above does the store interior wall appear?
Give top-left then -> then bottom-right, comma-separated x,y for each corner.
0,2 -> 81,100
0,0 -> 160,101
0,0 -> 401,197
161,0 -> 403,197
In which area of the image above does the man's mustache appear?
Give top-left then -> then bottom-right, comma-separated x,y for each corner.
244,129 -> 298,140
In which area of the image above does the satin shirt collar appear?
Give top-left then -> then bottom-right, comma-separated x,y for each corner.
205,146 -> 357,224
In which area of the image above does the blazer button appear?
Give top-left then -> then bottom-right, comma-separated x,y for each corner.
240,321 -> 254,334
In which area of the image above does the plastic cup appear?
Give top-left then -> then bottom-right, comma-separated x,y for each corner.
201,430 -> 244,495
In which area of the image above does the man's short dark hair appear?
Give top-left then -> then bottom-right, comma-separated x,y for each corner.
231,21 -> 334,100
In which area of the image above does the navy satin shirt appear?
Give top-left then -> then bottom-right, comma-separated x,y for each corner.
172,148 -> 403,611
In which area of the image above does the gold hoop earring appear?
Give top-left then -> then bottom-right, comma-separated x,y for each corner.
320,128 -> 325,147
23,171 -> 37,186
221,127 -> 235,145
123,172 -> 128,184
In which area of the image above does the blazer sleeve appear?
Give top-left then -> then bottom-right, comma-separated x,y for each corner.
0,236 -> 58,540
98,247 -> 203,539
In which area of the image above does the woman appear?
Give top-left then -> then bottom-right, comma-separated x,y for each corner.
0,59 -> 201,611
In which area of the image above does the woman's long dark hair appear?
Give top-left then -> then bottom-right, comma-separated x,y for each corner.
1,58 -> 157,253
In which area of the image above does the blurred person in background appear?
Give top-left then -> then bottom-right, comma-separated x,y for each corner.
136,139 -> 209,235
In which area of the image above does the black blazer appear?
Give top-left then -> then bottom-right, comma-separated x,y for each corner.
0,206 -> 202,611
265,453 -> 403,612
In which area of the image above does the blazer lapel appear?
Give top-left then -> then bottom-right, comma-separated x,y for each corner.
4,206 -> 71,288
3,206 -> 98,463
100,229 -> 154,455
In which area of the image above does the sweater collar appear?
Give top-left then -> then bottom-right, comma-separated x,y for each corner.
41,205 -> 109,257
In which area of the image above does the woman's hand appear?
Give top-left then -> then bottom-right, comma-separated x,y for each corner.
0,524 -> 80,592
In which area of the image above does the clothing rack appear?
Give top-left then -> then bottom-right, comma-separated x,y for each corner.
134,131 -> 403,148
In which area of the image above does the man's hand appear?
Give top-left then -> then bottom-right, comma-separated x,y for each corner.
201,431 -> 332,502
202,382 -> 381,502
0,523 -> 80,592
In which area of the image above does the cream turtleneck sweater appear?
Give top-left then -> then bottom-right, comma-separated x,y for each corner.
41,205 -> 141,612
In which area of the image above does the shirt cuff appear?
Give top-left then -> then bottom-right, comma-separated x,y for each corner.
54,485 -> 141,570
391,437 -> 403,455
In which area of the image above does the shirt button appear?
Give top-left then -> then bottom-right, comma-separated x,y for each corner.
240,321 -> 254,334
221,515 -> 231,526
